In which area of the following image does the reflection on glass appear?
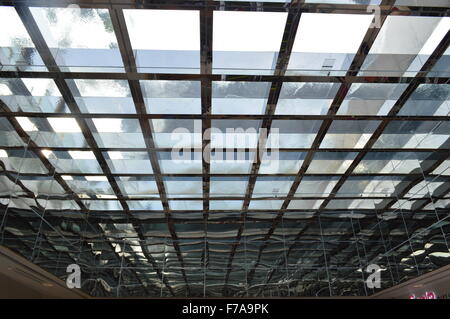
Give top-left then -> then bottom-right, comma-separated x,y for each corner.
253,177 -> 294,197
151,119 -> 202,148
276,82 -> 340,115
212,81 -> 271,115
213,11 -> 287,75
374,121 -> 450,149
105,151 -> 153,174
320,120 -> 380,149
141,80 -> 201,114
359,16 -> 450,77
270,120 -> 322,148
338,83 -> 408,115
31,7 -> 123,72
15,117 -> 88,148
0,78 -> 68,113
399,84 -> 450,116
0,7 -> 45,71
306,152 -> 357,173
92,118 -> 145,148
210,177 -> 248,197
124,9 -> 200,73
287,13 -> 373,75
158,151 -> 202,174
211,120 -> 261,149
69,80 -> 135,113
354,152 -> 431,174
210,151 -> 255,174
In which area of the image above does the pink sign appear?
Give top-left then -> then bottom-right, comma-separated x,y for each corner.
409,291 -> 437,299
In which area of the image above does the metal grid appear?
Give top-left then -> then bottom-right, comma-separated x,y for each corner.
0,0 -> 449,297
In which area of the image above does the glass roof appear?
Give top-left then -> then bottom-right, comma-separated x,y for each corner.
0,0 -> 449,299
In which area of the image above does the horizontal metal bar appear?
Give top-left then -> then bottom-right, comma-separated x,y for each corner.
2,0 -> 449,16
1,112 -> 449,121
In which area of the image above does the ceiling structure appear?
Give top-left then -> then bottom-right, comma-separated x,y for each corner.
0,0 -> 449,298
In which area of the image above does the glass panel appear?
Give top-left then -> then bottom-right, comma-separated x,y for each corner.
395,0 -> 450,7
211,120 -> 261,149
158,151 -> 202,174
68,80 -> 135,114
124,9 -> 200,73
336,176 -> 405,197
319,120 -> 380,149
430,46 -> 450,77
359,16 -> 450,77
151,119 -> 202,148
249,200 -> 284,210
306,152 -> 357,173
287,199 -> 323,209
0,118 -> 25,147
337,83 -> 409,115
65,177 -> 114,196
0,149 -> 48,174
432,160 -> 450,176
210,177 -> 248,197
0,78 -> 68,113
210,150 -> 255,174
326,199 -> 375,209
104,151 -> 153,174
15,117 -> 88,148
374,121 -> 450,149
213,11 -> 287,75
210,200 -> 243,210
287,13 -> 373,75
128,200 -> 163,210
354,152 -> 431,174
398,84 -> 450,116
169,200 -> 203,211
253,177 -> 294,197
141,80 -> 201,114
18,176 -> 65,195
83,200 -> 122,210
117,177 -> 159,198
164,177 -> 202,198
31,7 -> 123,72
295,176 -> 339,196
212,81 -> 271,115
92,118 -> 145,148
0,7 -> 45,71
276,82 -> 340,115
269,120 -> 322,148
259,151 -> 306,174
47,150 -> 103,174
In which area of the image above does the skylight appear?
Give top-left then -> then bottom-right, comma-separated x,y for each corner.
68,151 -> 96,160
85,176 -> 108,182
359,16 -> 450,76
213,11 -> 288,75
16,117 -> 38,131
92,119 -> 124,133
124,9 -> 200,73
41,149 -> 54,158
0,1 -> 448,299
48,118 -> 82,133
108,151 -> 124,160
287,13 -> 374,75
0,6 -> 44,71
30,7 -> 123,72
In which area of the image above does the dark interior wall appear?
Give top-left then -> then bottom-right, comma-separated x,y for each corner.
0,272 -> 45,298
